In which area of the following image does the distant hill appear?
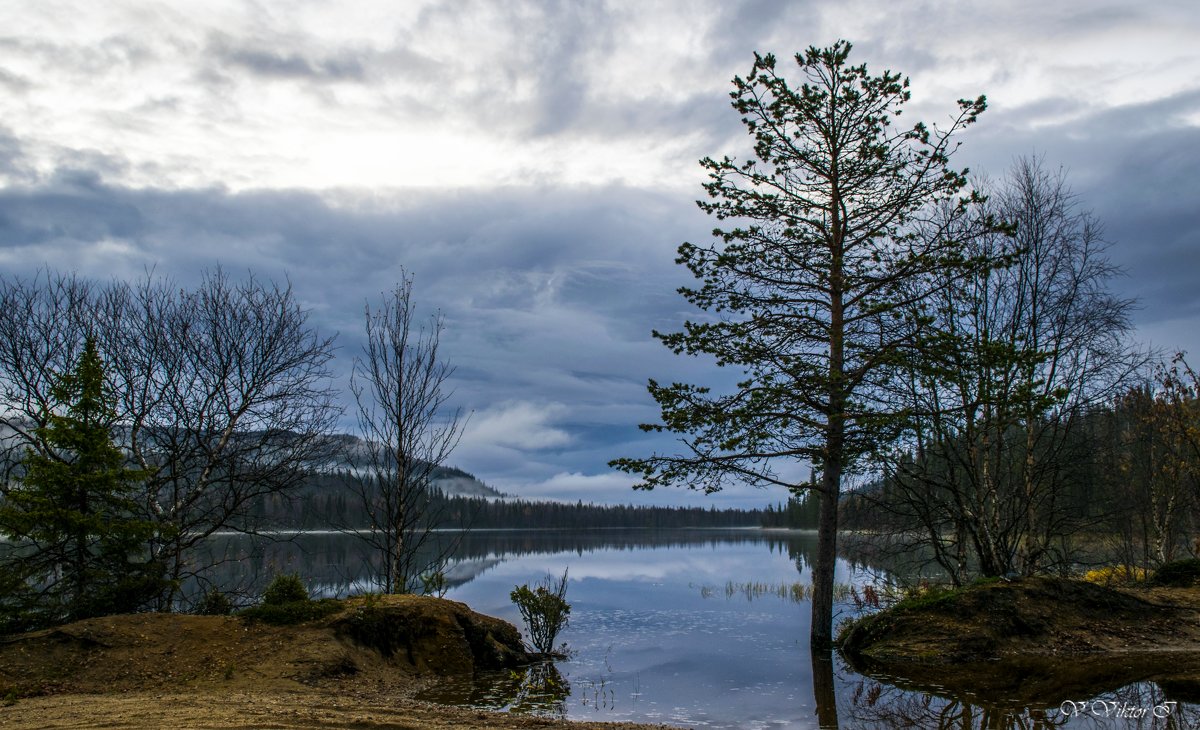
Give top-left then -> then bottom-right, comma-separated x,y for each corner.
331,433 -> 503,499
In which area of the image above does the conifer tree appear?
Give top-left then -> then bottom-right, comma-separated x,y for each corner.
612,41 -> 986,649
0,338 -> 160,631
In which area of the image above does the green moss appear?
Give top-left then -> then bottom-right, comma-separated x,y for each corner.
892,585 -> 961,612
0,684 -> 45,703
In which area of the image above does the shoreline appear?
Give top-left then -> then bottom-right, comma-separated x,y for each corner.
0,596 -> 673,730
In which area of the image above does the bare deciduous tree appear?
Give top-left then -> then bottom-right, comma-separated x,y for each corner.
1106,355 -> 1200,568
0,269 -> 341,607
878,157 -> 1142,582
0,271 -> 95,486
348,273 -> 465,594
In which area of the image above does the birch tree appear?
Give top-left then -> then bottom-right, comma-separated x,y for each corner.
348,274 -> 465,594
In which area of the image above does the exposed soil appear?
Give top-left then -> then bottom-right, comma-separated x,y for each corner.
0,596 -> 670,730
838,577 -> 1200,705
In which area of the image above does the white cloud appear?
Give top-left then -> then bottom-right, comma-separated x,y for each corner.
462,400 -> 572,451
516,470 -> 638,499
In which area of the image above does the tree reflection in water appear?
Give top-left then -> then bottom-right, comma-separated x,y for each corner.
843,674 -> 1199,729
812,651 -> 840,729
418,660 -> 571,720
845,676 -> 1065,729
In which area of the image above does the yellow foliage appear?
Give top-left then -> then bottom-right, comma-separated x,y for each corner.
1083,565 -> 1146,584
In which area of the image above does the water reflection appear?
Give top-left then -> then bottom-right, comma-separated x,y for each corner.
424,661 -> 572,720
191,528 -> 842,605
192,528 -> 1200,728
845,677 -> 1067,729
811,651 -> 839,729
842,674 -> 1200,729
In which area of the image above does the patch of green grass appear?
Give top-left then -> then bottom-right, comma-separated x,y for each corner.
969,575 -> 1002,587
0,684 -> 46,704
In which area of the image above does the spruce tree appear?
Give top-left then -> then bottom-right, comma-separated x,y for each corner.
0,338 -> 161,631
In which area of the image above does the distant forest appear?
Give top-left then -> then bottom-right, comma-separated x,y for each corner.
248,469 -> 820,531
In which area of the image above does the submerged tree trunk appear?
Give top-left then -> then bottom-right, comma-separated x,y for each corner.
811,461 -> 841,651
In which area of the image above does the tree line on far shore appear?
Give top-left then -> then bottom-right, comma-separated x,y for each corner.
271,481 -> 768,531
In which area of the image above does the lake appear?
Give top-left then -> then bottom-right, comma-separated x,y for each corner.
208,529 -> 1199,729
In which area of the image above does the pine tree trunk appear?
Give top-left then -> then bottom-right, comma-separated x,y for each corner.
810,457 -> 840,651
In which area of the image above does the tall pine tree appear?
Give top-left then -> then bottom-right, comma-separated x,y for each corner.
613,42 -> 987,650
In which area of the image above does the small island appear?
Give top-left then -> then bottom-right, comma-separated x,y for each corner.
837,563 -> 1200,707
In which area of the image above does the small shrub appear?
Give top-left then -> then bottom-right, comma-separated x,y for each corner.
511,570 -> 571,655
262,573 -> 309,606
1150,558 -> 1200,587
420,570 -> 448,597
195,588 -> 234,616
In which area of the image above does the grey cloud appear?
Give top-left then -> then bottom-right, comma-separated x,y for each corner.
0,170 -> 724,496
0,127 -> 36,184
706,0 -> 809,69
388,1 -> 740,145
1041,2 -> 1142,33
515,3 -> 611,137
959,88 -> 1200,357
1076,87 -> 1200,137
0,34 -> 157,79
410,0 -> 613,138
0,66 -> 30,92
0,173 -> 145,248
208,34 -> 369,82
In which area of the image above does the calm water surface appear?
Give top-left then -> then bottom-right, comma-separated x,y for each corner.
213,529 -> 1200,729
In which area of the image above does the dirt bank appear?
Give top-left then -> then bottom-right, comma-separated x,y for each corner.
838,577 -> 1200,705
0,596 -> 669,730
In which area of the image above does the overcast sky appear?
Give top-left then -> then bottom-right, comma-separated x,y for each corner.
2,1 -> 1198,508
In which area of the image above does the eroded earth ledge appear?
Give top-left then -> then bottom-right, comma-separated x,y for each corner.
837,577 -> 1200,706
